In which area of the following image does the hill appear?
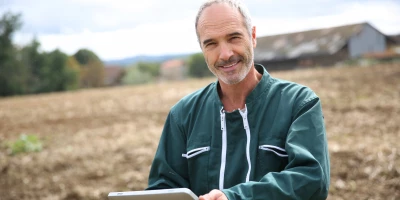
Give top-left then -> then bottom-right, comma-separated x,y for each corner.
104,53 -> 193,66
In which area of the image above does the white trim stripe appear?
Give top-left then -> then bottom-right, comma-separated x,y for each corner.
259,145 -> 288,157
182,146 -> 210,159
219,108 -> 227,190
239,105 -> 252,183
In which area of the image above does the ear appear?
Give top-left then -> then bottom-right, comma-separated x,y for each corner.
251,26 -> 257,48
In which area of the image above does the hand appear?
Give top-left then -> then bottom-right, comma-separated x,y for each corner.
199,189 -> 228,200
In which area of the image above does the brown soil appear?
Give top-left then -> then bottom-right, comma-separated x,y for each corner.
0,64 -> 399,200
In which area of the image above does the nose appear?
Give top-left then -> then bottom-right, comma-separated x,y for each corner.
218,42 -> 234,61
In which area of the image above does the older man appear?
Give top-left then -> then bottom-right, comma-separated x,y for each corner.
147,0 -> 330,199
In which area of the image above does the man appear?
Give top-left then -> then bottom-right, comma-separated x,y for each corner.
147,0 -> 330,199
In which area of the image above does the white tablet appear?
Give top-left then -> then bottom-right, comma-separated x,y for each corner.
108,188 -> 198,200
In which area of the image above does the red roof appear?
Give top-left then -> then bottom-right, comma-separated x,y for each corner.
161,59 -> 185,69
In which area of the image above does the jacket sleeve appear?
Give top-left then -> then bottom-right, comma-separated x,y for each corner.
146,109 -> 190,190
222,96 -> 330,200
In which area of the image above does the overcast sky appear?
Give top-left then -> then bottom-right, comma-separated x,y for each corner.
1,0 -> 400,61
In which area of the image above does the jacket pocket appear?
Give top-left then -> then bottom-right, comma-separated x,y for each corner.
255,142 -> 289,178
182,146 -> 210,159
185,133 -> 211,195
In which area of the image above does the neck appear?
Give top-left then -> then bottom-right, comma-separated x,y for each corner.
218,65 -> 262,112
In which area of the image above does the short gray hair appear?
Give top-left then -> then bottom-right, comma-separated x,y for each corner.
195,0 -> 253,41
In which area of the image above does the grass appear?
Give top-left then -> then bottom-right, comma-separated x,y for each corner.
7,134 -> 43,155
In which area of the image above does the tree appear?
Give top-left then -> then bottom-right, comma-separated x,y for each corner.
0,12 -> 80,96
65,56 -> 81,90
137,62 -> 160,77
19,40 -> 80,93
0,12 -> 27,96
46,50 -> 68,92
73,49 -> 101,65
84,59 -> 104,87
187,52 -> 213,78
122,66 -> 153,85
73,49 -> 104,88
20,39 -> 47,93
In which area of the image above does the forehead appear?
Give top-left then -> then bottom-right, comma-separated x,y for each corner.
197,3 -> 245,40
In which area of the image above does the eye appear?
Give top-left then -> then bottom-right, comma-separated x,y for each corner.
205,42 -> 216,48
230,36 -> 241,41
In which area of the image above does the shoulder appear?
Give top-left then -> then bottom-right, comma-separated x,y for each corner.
269,77 -> 320,113
271,77 -> 317,99
256,64 -> 318,103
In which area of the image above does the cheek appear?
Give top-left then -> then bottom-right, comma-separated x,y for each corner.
204,52 -> 216,67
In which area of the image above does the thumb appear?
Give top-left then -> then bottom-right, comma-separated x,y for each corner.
199,194 -> 209,200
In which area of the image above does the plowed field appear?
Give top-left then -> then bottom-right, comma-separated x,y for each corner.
1,64 -> 399,200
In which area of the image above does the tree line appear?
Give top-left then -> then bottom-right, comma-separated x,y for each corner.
122,54 -> 212,85
0,12 -> 104,97
1,12 -> 214,97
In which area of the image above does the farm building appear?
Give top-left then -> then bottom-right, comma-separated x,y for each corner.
103,66 -> 125,86
389,34 -> 400,46
160,59 -> 187,81
254,22 -> 398,71
388,34 -> 400,53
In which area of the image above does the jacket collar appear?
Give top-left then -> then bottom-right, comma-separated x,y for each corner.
213,64 -> 272,106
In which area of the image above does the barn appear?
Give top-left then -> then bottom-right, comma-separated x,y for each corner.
103,65 -> 125,86
160,59 -> 187,81
254,22 -> 398,71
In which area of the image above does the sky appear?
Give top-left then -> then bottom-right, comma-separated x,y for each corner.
1,0 -> 400,61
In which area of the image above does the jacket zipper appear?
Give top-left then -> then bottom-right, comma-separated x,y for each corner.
239,105 -> 252,183
182,146 -> 210,159
219,108 -> 227,190
219,105 -> 252,189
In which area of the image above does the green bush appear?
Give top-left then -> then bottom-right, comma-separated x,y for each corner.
8,134 -> 43,155
122,66 -> 154,85
188,52 -> 213,78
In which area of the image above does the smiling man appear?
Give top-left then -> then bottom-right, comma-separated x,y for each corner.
146,0 -> 330,200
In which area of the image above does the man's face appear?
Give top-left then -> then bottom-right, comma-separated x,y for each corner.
197,3 -> 256,85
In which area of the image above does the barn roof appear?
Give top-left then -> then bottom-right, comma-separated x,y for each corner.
254,22 -> 370,61
161,59 -> 185,69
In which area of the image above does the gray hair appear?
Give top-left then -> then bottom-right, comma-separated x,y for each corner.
195,0 -> 253,41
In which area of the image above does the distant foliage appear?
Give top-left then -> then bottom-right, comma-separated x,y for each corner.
0,12 -> 97,97
121,62 -> 161,85
7,134 -> 43,155
73,49 -> 101,65
74,49 -> 105,88
137,62 -> 160,77
188,53 -> 213,78
0,12 -> 26,96
65,56 -> 81,90
122,66 -> 154,85
20,39 -> 46,93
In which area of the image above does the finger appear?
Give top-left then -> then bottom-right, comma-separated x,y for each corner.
199,194 -> 209,200
217,195 -> 228,200
209,190 -> 227,200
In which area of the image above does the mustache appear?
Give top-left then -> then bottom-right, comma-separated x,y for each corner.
215,55 -> 243,67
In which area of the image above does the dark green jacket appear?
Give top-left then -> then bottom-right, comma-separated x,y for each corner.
147,64 -> 330,200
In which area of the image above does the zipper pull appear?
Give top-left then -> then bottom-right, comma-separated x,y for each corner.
220,107 -> 225,130
239,105 -> 249,129
243,118 -> 249,129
